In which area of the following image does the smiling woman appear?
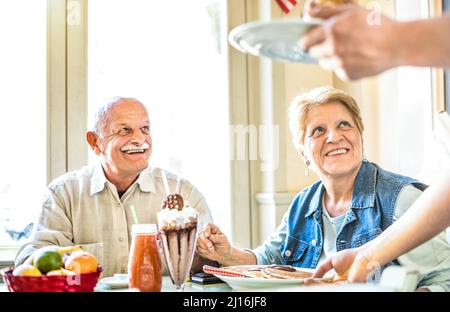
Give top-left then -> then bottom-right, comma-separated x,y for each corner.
196,86 -> 450,291
288,87 -> 364,183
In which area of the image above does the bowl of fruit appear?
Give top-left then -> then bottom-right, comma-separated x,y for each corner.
0,246 -> 102,292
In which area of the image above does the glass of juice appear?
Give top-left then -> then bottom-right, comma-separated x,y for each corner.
128,224 -> 163,292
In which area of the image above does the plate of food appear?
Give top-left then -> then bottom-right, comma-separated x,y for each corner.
228,19 -> 322,64
203,264 -> 316,290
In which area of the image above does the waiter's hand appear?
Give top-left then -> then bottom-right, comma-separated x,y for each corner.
299,4 -> 401,81
313,247 -> 381,283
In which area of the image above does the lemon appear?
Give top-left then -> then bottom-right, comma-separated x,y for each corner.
47,268 -> 75,276
12,264 -> 42,277
61,268 -> 76,275
33,250 -> 63,274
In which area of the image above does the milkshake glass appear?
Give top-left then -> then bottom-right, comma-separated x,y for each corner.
157,194 -> 198,290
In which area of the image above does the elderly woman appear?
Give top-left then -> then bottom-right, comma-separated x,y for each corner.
197,86 -> 450,291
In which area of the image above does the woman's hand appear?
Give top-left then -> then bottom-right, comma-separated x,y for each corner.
313,246 -> 379,283
196,223 -> 232,263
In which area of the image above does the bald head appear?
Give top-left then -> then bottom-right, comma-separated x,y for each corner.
93,97 -> 148,136
86,96 -> 152,191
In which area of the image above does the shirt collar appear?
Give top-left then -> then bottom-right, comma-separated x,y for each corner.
90,164 -> 156,196
135,166 -> 156,193
90,163 -> 108,196
305,160 -> 375,217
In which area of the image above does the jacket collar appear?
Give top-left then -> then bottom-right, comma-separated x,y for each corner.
350,160 -> 376,209
90,163 -> 155,196
305,160 -> 376,217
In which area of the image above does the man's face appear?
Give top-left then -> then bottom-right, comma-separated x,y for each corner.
94,100 -> 152,179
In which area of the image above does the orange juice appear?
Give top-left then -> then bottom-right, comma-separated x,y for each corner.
128,224 -> 162,292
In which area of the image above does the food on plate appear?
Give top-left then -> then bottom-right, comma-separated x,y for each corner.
218,265 -> 314,280
303,0 -> 354,18
261,266 -> 313,279
64,251 -> 99,274
311,0 -> 353,7
303,277 -> 348,286
158,193 -> 198,288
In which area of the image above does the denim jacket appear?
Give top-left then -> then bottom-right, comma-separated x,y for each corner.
279,160 -> 427,269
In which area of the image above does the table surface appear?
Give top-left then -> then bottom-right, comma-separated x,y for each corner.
0,276 -> 233,292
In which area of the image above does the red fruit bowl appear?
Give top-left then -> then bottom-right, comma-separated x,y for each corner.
1,266 -> 102,292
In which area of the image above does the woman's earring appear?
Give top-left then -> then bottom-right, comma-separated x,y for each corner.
363,154 -> 368,162
305,160 -> 310,177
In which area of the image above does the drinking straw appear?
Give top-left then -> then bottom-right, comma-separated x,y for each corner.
130,205 -> 140,224
175,175 -> 181,194
161,169 -> 171,196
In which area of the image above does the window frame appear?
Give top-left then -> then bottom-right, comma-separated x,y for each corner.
48,0 -> 254,247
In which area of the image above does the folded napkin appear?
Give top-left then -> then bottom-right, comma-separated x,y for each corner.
202,265 -> 247,278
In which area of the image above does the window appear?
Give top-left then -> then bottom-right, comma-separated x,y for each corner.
88,0 -> 231,232
0,0 -> 47,249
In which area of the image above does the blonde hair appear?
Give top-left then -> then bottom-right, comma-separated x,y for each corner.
288,86 -> 364,150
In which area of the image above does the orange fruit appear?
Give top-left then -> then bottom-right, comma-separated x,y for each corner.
13,264 -> 42,277
64,251 -> 98,274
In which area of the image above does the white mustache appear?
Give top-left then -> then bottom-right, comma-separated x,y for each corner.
120,142 -> 150,152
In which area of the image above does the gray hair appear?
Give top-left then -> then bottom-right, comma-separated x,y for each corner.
92,96 -> 144,136
288,86 -> 364,150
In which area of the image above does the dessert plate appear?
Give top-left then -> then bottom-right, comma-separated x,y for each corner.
228,18 -> 322,63
210,265 -> 315,290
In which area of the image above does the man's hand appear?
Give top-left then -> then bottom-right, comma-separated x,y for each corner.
300,4 -> 401,81
196,223 -> 232,263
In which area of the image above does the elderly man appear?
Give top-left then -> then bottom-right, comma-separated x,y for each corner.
15,97 -> 214,277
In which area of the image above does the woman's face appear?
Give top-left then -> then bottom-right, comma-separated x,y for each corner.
301,101 -> 363,179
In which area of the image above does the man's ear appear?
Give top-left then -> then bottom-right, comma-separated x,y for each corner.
86,131 -> 102,155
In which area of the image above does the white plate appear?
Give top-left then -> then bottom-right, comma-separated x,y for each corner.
99,275 -> 129,289
213,266 -> 315,291
228,18 -> 322,64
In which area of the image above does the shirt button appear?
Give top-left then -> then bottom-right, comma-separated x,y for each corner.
118,237 -> 124,242
311,239 -> 317,246
285,250 -> 291,257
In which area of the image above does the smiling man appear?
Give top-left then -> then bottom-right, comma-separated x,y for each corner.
15,97 -> 214,277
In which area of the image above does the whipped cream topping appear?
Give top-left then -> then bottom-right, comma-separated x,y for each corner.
158,203 -> 198,229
